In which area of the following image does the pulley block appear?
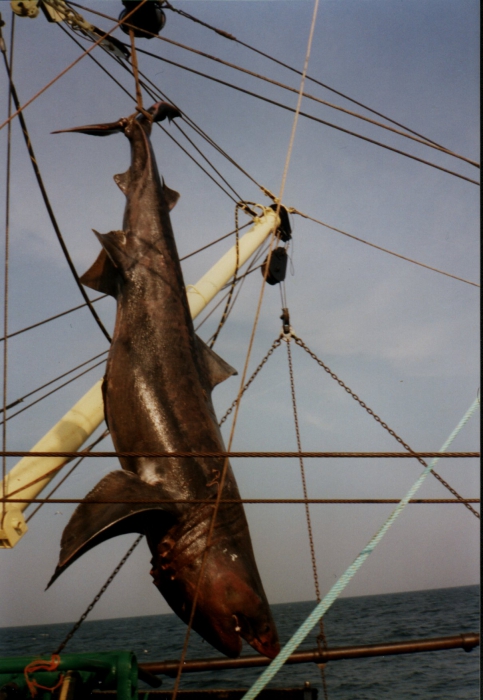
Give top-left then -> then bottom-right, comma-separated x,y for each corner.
119,0 -> 166,38
261,247 -> 288,285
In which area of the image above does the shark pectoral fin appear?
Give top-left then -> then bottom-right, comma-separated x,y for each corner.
162,181 -> 180,211
114,170 -> 131,195
196,335 -> 238,389
80,248 -> 120,297
47,470 -> 178,588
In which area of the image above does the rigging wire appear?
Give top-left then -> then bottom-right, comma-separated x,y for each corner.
160,0 -> 469,154
1,13 -> 15,524
180,222 -> 250,261
0,350 -> 107,415
60,6 -> 476,186
79,32 -> 479,291
0,451 -> 476,459
290,209 -> 480,288
25,429 -> 109,523
0,357 -> 106,425
118,49 -> 480,187
0,50 -> 112,343
194,245 -> 268,333
61,26 -> 480,292
0,294 -> 107,343
82,27 -> 246,206
0,0 -> 151,133
69,3 -> 478,168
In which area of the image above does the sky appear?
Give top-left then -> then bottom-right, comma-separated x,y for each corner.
0,0 -> 479,631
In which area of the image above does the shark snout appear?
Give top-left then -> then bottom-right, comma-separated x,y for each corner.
232,612 -> 280,659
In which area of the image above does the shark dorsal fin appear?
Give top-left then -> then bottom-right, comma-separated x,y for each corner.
80,248 -> 119,297
196,335 -> 237,389
114,169 -> 131,194
163,181 -> 180,211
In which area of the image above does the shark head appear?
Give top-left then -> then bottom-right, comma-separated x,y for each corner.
148,510 -> 280,659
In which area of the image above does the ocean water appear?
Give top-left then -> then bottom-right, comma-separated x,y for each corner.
0,585 -> 479,698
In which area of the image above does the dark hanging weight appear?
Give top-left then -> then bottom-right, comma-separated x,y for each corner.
119,1 -> 166,39
261,247 -> 288,285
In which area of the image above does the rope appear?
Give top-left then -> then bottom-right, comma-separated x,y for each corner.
24,655 -> 63,698
290,209 -> 480,288
241,396 -> 480,699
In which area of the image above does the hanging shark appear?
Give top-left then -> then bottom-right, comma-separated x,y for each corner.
48,103 -> 280,660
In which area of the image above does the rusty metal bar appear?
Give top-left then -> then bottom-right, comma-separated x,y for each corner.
0,450 -> 478,458
139,633 -> 479,677
2,497 -> 480,505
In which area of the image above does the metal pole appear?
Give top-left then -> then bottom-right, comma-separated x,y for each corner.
139,633 -> 479,677
0,208 -> 279,547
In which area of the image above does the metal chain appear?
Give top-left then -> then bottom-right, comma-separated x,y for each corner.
285,335 -> 329,700
292,334 -> 480,519
53,534 -> 143,655
219,335 -> 283,426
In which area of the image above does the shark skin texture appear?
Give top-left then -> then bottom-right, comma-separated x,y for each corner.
48,104 -> 280,661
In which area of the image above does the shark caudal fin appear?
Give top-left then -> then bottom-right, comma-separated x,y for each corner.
52,102 -> 181,137
47,470 -> 178,589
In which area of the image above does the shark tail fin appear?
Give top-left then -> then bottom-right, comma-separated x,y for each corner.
47,470 -> 178,589
52,120 -> 125,137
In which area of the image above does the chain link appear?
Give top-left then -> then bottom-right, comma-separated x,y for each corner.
219,335 -> 283,426
292,334 -> 479,519
53,535 -> 143,654
285,336 -> 329,700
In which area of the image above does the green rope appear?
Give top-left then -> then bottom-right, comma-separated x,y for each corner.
242,396 -> 480,699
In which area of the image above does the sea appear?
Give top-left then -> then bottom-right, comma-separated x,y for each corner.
0,585 -> 479,699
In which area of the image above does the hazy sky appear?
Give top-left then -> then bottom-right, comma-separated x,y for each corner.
0,0 -> 479,630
